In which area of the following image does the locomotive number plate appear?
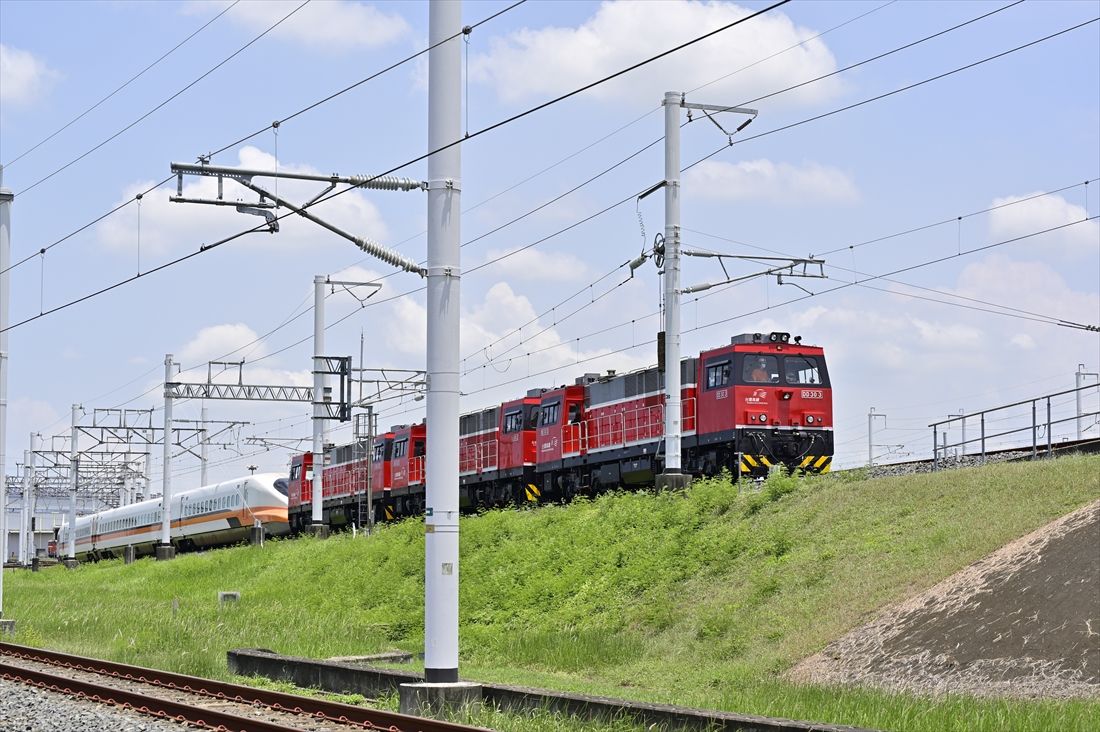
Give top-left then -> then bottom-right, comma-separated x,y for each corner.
801,389 -> 824,399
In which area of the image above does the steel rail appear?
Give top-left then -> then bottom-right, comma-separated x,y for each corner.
0,660 -> 302,732
0,642 -> 487,732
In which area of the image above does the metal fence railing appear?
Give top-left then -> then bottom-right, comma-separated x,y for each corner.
928,384 -> 1100,470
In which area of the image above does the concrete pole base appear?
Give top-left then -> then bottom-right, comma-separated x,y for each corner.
398,682 -> 482,718
0,619 -> 15,636
30,557 -> 40,572
155,544 -> 176,561
655,472 -> 692,491
63,559 -> 79,569
249,526 -> 265,545
124,546 -> 136,564
307,523 -> 330,539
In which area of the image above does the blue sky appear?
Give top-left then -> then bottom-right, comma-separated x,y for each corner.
1,0 -> 1098,490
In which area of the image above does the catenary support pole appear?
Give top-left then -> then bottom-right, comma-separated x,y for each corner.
158,354 -> 175,559
20,449 -> 30,565
25,434 -> 35,562
661,91 -> 683,481
311,275 -> 327,535
200,405 -> 209,486
366,404 -> 374,534
1077,365 -> 1098,440
424,0 -> 462,684
67,405 -> 79,560
0,166 -> 12,558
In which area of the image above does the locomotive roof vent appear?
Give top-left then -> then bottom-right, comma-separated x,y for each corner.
575,373 -> 600,385
526,388 -> 549,397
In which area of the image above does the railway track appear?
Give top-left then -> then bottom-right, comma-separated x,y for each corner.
0,642 -> 487,732
852,435 -> 1100,480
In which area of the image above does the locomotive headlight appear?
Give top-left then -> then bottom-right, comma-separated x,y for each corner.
759,414 -> 767,422
806,415 -> 815,424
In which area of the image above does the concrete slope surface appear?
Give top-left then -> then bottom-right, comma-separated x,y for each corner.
788,498 -> 1100,700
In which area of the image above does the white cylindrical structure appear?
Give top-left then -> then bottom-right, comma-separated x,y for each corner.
868,410 -> 874,467
0,165 -> 12,548
200,405 -> 209,486
1077,366 -> 1085,440
424,0 -> 462,684
312,275 -> 326,527
960,411 -> 966,457
160,354 -> 173,547
20,448 -> 30,565
67,404 -> 79,559
662,91 -> 682,475
26,434 -> 35,562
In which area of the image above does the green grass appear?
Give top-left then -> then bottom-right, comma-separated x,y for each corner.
7,455 -> 1099,732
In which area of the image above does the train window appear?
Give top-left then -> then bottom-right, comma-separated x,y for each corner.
706,361 -> 731,389
568,403 -> 582,424
413,440 -> 425,457
526,405 -> 539,429
503,410 -> 524,433
539,402 -> 561,426
273,479 -> 289,496
290,464 -> 301,481
784,356 -> 822,385
743,355 -> 779,383
394,439 -> 408,458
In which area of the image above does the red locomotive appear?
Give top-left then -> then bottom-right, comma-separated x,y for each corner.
286,332 -> 832,531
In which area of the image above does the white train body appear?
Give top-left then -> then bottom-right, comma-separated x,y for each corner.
57,473 -> 290,560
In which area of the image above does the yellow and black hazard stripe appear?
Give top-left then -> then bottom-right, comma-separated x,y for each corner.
739,454 -> 833,474
739,454 -> 774,473
798,455 -> 833,473
383,504 -> 395,521
524,483 -> 541,502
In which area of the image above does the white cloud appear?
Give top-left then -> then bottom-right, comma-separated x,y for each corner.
0,44 -> 60,106
178,323 -> 267,366
683,159 -> 859,203
199,1 -> 409,51
470,1 -> 840,107
481,246 -> 590,282
987,193 -> 1098,260
96,146 -> 391,257
4,397 -> 61,473
386,281 -> 650,408
1010,334 -> 1036,350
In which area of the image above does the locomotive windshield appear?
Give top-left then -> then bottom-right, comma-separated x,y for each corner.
273,478 -> 289,496
743,355 -> 779,383
784,356 -> 823,385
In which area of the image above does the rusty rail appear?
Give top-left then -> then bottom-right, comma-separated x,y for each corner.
0,642 -> 486,732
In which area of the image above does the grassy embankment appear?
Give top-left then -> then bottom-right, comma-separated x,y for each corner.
7,454 -> 1099,732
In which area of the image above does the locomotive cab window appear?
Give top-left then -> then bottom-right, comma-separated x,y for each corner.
503,410 -> 524,433
290,464 -> 301,481
539,402 -> 561,426
393,439 -> 408,458
784,356 -> 823,385
705,361 -> 731,389
413,440 -> 425,458
743,355 -> 779,383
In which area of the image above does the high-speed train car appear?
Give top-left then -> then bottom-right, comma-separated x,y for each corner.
57,473 -> 290,561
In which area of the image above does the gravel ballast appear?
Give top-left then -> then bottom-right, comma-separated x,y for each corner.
0,678 -> 191,731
